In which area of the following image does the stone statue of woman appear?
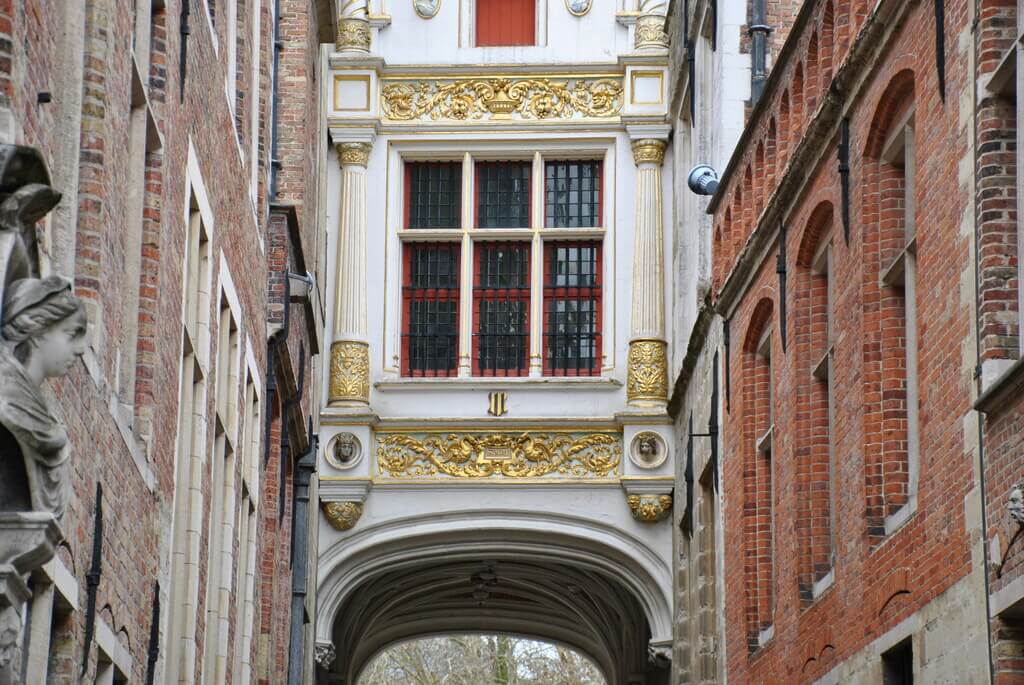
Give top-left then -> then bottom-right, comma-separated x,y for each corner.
0,275 -> 87,519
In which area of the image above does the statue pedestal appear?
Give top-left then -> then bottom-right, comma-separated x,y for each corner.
0,513 -> 62,685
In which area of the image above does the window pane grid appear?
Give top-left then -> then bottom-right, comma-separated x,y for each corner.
543,242 -> 602,375
402,243 -> 460,376
545,161 -> 602,228
476,162 -> 531,228
407,162 -> 462,229
473,242 -> 531,376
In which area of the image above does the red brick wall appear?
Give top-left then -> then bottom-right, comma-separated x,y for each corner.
716,1 -> 976,681
1,0 -> 322,680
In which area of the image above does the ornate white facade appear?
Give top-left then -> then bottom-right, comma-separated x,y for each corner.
315,2 -> 686,683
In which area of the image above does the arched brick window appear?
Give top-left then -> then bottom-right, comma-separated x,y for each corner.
807,32 -> 820,112
780,91 -> 791,161
796,201 -> 836,601
862,70 -> 918,539
821,1 -> 835,84
792,64 -> 805,133
742,297 -> 776,651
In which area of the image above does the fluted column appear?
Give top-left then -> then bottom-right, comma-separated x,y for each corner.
627,139 -> 669,407
329,142 -> 371,406
336,0 -> 370,53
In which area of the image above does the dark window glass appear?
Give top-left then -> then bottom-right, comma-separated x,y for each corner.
476,162 -> 531,228
544,242 -> 602,375
406,162 -> 462,229
402,243 -> 460,376
473,242 -> 530,375
882,640 -> 913,685
545,161 -> 602,228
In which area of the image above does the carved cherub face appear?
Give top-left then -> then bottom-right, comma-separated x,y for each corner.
1009,484 -> 1024,525
33,307 -> 88,378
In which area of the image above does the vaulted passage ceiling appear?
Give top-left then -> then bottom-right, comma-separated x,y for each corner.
327,557 -> 670,685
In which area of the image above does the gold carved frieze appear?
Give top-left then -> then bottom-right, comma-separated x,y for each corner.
626,339 -> 669,403
376,431 -> 623,479
329,340 -> 370,404
380,76 -> 624,123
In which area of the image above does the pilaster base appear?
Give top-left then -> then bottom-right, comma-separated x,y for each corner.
328,340 -> 370,406
626,339 -> 669,407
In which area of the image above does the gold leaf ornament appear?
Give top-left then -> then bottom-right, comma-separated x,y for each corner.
627,339 -> 669,402
627,494 -> 672,522
322,501 -> 364,531
381,77 -> 623,122
376,432 -> 622,479
329,340 -> 370,404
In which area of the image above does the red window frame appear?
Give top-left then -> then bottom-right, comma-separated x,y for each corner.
472,241 -> 531,377
401,242 -> 461,377
476,0 -> 536,47
542,241 -> 603,376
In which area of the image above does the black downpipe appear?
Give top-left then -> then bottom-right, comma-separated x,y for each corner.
723,318 -> 731,412
710,350 -> 720,492
777,222 -> 788,352
838,118 -> 851,245
682,414 -> 695,536
711,0 -> 718,51
269,0 -> 283,200
178,0 -> 190,102
287,420 -> 318,685
688,39 -> 697,125
80,483 -> 103,677
750,0 -> 770,104
263,345 -> 278,466
935,0 -> 946,102
145,582 -> 161,685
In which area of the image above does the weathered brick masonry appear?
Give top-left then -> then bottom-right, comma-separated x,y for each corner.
703,0 -> 989,682
1,0 -> 327,681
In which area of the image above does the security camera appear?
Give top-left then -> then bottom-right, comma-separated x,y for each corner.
687,164 -> 720,196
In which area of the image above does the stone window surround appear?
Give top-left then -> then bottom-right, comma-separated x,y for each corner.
384,139 -> 617,378
878,110 -> 920,538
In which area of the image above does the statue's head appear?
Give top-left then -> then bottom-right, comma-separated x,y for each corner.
2,276 -> 87,378
1010,482 -> 1024,526
638,435 -> 658,457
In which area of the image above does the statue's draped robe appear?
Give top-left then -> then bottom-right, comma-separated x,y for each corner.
0,348 -> 68,518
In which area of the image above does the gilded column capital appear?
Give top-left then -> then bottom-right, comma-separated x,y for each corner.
628,493 -> 672,522
631,139 -> 667,166
627,339 -> 669,404
329,340 -> 370,405
336,141 -> 372,168
321,500 -> 364,531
